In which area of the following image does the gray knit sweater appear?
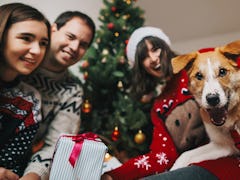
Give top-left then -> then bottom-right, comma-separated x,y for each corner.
24,68 -> 83,179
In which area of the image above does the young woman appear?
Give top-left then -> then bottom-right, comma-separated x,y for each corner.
0,2 -> 50,179
101,27 -> 208,180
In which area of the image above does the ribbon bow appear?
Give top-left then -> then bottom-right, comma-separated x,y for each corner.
63,132 -> 100,167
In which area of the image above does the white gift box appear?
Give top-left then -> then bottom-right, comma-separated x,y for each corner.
50,133 -> 107,180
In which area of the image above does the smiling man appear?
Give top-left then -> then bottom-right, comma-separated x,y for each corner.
22,11 -> 95,180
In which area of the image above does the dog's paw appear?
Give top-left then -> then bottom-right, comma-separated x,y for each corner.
170,153 -> 191,171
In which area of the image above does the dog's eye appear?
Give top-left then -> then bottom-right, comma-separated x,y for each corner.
219,68 -> 227,77
195,72 -> 203,80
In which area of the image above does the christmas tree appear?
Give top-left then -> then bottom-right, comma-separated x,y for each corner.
79,0 -> 153,159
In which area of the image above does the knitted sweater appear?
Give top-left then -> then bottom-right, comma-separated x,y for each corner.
106,70 -> 207,179
23,68 -> 83,179
0,79 -> 41,176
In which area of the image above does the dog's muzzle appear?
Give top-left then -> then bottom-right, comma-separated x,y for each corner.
206,93 -> 227,126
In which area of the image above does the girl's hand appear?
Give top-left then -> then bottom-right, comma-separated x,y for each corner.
0,167 -> 19,180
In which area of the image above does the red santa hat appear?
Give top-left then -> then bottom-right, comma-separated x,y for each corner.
126,26 -> 171,68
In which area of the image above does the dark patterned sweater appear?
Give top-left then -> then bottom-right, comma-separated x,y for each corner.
0,79 -> 41,176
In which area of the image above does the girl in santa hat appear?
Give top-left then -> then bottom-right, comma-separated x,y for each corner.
101,27 -> 208,180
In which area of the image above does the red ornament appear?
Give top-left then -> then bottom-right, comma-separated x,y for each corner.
111,126 -> 120,141
81,60 -> 89,68
111,6 -> 117,12
107,23 -> 114,30
83,71 -> 88,80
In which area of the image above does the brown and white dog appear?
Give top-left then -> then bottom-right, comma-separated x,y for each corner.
170,40 -> 240,170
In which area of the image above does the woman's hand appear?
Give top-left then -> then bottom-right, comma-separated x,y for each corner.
0,167 -> 19,180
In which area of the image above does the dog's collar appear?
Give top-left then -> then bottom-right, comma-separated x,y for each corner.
198,48 -> 215,53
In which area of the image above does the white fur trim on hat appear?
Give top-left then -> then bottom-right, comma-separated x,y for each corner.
126,26 -> 171,67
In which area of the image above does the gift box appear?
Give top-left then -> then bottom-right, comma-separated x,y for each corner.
50,133 -> 107,180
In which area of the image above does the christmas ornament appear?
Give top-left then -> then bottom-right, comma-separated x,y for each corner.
122,15 -> 128,20
111,6 -> 117,12
111,126 -> 120,141
107,22 -> 114,30
82,99 -> 92,113
81,60 -> 89,68
134,130 -> 146,144
114,32 -> 119,37
83,71 -> 88,80
125,0 -> 131,5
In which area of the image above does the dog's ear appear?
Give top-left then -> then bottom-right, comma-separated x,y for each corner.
219,40 -> 240,67
171,52 -> 197,74
220,40 -> 240,55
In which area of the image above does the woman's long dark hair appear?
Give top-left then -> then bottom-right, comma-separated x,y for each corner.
131,36 -> 177,100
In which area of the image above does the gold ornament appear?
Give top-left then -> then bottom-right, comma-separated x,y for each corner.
125,0 -> 131,5
134,130 -> 146,144
81,99 -> 92,113
114,32 -> 119,37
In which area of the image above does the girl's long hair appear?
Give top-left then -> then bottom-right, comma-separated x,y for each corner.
131,36 -> 177,100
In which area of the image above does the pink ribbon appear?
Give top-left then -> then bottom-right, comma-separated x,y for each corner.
62,132 -> 100,167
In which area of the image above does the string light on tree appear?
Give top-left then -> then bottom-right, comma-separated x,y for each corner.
101,57 -> 107,63
117,81 -> 124,91
134,130 -> 146,144
102,49 -> 109,56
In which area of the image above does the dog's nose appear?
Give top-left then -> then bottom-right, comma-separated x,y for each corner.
206,93 -> 220,106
